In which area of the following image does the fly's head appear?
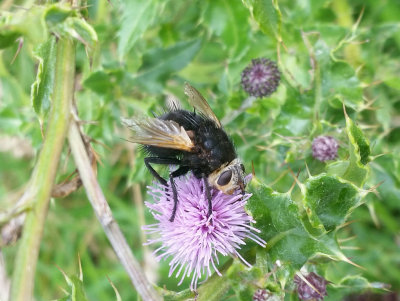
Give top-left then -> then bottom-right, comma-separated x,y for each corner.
208,159 -> 246,195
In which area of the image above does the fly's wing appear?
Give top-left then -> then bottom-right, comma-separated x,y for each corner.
165,94 -> 182,111
184,83 -> 222,128
121,117 -> 194,151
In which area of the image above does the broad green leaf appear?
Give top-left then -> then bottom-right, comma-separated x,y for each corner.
44,4 -> 97,47
82,67 -> 124,98
326,160 -> 349,178
44,4 -> 76,26
340,160 -> 369,188
383,76 -> 400,90
323,62 -> 363,109
346,115 -> 370,166
312,24 -> 348,47
0,59 -> 29,135
134,39 -> 202,92
83,71 -> 115,95
117,0 -> 162,59
178,61 -> 224,84
326,275 -> 388,301
18,8 -> 48,44
203,0 -> 250,58
330,113 -> 371,186
304,174 -> 361,232
242,0 -> 281,39
328,112 -> 371,186
312,40 -> 363,110
368,155 -> 400,233
273,88 -> 313,136
0,8 -> 47,47
30,36 -> 57,116
0,29 -> 22,49
246,180 -> 347,271
63,17 -> 98,47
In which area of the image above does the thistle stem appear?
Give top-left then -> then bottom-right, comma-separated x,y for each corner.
196,260 -> 232,301
301,31 -> 321,122
10,38 -> 75,301
68,121 -> 162,301
221,96 -> 256,125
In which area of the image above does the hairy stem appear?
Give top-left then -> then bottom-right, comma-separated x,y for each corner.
10,38 -> 75,301
68,121 -> 162,301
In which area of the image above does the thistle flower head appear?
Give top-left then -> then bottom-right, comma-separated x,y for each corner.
311,136 -> 339,162
294,272 -> 328,301
143,173 -> 266,291
253,289 -> 270,301
241,58 -> 281,98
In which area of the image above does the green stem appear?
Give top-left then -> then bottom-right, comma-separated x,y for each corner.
314,59 -> 322,123
301,31 -> 322,124
10,38 -> 75,301
196,260 -> 232,301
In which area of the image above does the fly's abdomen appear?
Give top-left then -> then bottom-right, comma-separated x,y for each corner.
191,120 -> 237,173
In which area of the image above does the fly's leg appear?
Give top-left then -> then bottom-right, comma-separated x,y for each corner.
144,157 -> 180,186
143,157 -> 189,222
169,166 -> 190,222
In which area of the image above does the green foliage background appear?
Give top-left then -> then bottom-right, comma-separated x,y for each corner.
0,0 -> 399,300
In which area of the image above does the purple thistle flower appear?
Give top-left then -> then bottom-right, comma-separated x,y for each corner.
241,58 -> 281,98
311,136 -> 339,162
294,272 -> 328,301
143,173 -> 266,291
253,289 -> 270,301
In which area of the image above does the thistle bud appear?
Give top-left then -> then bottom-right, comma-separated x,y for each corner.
241,58 -> 280,98
311,136 -> 339,162
253,289 -> 269,301
294,272 -> 328,300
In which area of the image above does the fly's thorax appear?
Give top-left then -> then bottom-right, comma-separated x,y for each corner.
208,159 -> 246,195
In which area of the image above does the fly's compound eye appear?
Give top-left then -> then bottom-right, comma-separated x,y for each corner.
217,170 -> 233,186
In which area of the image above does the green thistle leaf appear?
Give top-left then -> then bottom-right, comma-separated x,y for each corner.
304,174 -> 361,232
30,36 -> 57,117
246,180 -> 351,270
